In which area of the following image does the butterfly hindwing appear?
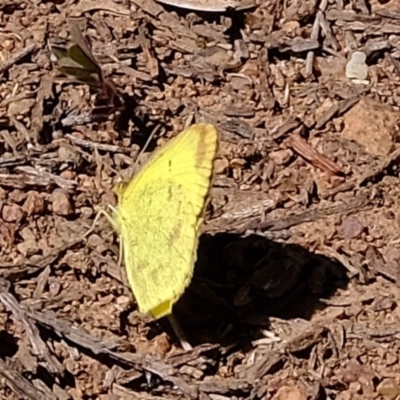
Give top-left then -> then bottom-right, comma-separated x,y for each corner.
114,123 -> 218,317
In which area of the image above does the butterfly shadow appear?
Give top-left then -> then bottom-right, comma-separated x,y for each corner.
153,232 -> 349,350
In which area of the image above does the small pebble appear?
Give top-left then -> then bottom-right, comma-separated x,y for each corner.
214,158 -> 229,174
377,378 -> 400,400
17,239 -> 38,257
269,149 -> 293,165
272,385 -> 307,400
1,204 -> 23,223
51,189 -> 74,216
49,282 -> 62,297
342,216 -> 364,238
23,191 -> 45,216
346,51 -> 368,80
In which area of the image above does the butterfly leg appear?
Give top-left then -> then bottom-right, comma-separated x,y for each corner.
82,208 -> 117,238
117,235 -> 123,268
167,314 -> 192,351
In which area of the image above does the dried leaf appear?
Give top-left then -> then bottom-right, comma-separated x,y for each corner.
49,23 -> 120,118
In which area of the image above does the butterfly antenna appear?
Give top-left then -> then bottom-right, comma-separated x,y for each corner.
133,124 -> 161,169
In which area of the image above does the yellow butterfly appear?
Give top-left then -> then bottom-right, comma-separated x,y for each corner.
112,123 -> 218,319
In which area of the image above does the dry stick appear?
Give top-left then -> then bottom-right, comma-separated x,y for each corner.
0,171 -> 75,190
66,133 -> 133,154
304,0 -> 328,77
258,191 -> 372,232
0,154 -> 26,167
305,11 -> 322,77
319,9 -> 339,51
0,93 -> 34,107
17,165 -> 76,189
0,279 -> 64,375
25,309 -> 199,398
315,95 -> 361,130
61,112 -> 92,127
205,184 -> 374,235
0,358 -> 55,400
288,133 -> 343,175
0,166 -> 76,190
209,189 -> 374,235
0,42 -> 37,75
138,25 -> 159,78
30,75 -> 53,145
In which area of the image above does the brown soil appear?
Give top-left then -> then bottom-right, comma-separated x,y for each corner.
1,0 -> 400,399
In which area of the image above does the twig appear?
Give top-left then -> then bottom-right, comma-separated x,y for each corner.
26,309 -> 198,397
305,11 -> 322,77
258,48 -> 275,110
66,134 -> 133,153
2,165 -> 77,190
319,9 -> 339,51
0,154 -> 26,167
0,129 -> 18,155
251,190 -> 373,232
0,358 -> 55,400
314,96 -> 360,130
0,42 -> 37,75
288,133 -> 343,175
206,189 -> 374,235
138,25 -> 159,78
0,279 -> 64,375
304,0 -> 328,77
61,112 -> 92,127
